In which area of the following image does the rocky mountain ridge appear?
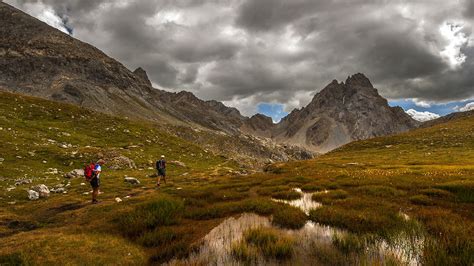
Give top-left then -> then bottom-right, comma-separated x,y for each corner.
0,2 -> 313,165
242,73 -> 419,152
1,2 -> 422,157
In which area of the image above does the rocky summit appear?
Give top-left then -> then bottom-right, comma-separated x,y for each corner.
244,73 -> 419,152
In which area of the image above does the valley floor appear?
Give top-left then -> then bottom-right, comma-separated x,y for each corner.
0,91 -> 473,265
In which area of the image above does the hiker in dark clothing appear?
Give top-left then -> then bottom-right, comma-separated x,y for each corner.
91,159 -> 105,203
156,155 -> 166,187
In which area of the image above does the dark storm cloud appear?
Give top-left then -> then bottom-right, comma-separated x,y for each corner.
465,0 -> 474,18
5,0 -> 474,116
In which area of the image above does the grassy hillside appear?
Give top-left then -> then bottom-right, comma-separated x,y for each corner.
0,90 -> 473,265
258,113 -> 474,264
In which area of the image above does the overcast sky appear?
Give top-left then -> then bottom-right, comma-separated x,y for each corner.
6,0 -> 474,121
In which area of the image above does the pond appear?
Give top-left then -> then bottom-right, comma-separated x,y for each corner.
167,188 -> 423,265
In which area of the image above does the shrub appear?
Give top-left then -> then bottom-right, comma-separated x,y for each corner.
231,241 -> 257,263
309,206 -> 405,235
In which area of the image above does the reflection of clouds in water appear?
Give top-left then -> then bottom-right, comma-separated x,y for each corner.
168,188 -> 423,265
272,188 -> 321,215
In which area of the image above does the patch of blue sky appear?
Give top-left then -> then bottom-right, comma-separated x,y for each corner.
257,103 -> 288,123
389,99 -> 474,116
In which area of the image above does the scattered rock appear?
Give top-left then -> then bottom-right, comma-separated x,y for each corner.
28,151 -> 35,156
46,168 -> 59,175
169,160 -> 186,167
28,190 -> 39,200
50,187 -> 66,193
0,158 -> 4,162
108,155 -> 137,170
64,169 -> 84,178
124,176 -> 140,185
80,183 -> 86,186
6,186 -> 16,192
15,179 -> 32,186
42,160 -> 47,164
31,184 -> 50,198
115,197 -> 122,203
83,192 -> 89,195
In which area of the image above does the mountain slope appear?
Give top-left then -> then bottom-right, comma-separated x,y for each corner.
0,2 -> 247,134
0,2 -> 314,164
0,89 -> 472,265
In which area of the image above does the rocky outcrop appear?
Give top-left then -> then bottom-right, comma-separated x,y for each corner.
245,74 -> 419,153
133,67 -> 152,87
237,73 -> 418,153
241,114 -> 275,138
30,184 -> 50,198
64,169 -> 84,179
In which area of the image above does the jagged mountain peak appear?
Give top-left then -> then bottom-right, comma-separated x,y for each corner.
133,67 -> 152,87
256,73 -> 419,152
345,73 -> 373,88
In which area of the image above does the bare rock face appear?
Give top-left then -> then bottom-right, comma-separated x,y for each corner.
241,114 -> 275,138
133,67 -> 152,87
245,73 -> 419,153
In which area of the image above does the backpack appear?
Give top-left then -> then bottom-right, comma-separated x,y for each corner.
84,162 -> 96,181
157,160 -> 165,169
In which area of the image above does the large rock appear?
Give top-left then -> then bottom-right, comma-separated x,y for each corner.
27,189 -> 39,200
64,169 -> 84,179
30,184 -> 50,198
124,176 -> 140,185
15,178 -> 32,186
108,156 -> 137,170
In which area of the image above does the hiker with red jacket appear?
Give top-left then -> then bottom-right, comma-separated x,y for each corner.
84,159 -> 105,203
156,155 -> 166,187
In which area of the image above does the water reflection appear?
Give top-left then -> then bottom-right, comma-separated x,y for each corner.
168,188 -> 423,265
271,188 -> 321,215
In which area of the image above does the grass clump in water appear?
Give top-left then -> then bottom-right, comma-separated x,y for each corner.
119,195 -> 184,237
332,233 -> 365,254
272,205 -> 307,229
232,228 -> 295,261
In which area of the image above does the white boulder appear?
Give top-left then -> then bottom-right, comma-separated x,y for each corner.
64,169 -> 84,178
124,176 -> 140,185
28,190 -> 39,200
31,184 -> 50,198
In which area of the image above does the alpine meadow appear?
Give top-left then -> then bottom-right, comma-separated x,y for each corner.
0,1 -> 473,265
